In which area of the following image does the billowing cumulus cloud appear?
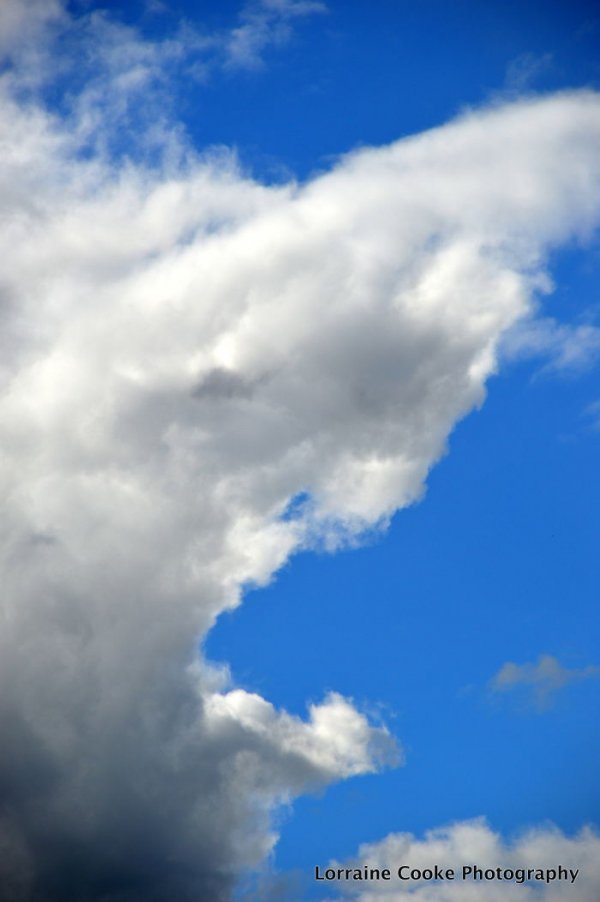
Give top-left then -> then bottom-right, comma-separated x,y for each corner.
326,819 -> 600,901
1,4 -> 600,900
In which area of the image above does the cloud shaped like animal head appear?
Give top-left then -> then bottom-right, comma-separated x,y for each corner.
1,13 -> 600,894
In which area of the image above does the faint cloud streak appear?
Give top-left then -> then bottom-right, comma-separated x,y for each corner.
500,315 -> 600,375
490,654 -> 600,710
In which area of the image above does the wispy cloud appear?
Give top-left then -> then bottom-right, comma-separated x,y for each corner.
504,52 -> 554,94
490,655 -> 600,710
500,315 -> 600,375
0,0 -> 328,172
0,0 -> 327,100
225,0 -> 328,70
583,398 -> 600,430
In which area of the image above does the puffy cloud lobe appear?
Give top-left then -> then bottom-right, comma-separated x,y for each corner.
2,9 -> 600,896
326,819 -> 600,901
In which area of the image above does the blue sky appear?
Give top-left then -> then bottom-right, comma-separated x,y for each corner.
1,2 -> 600,901
106,0 -> 600,164
195,1 -> 600,893
209,259 -> 600,893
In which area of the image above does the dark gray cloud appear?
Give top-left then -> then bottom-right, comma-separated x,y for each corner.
192,366 -> 263,400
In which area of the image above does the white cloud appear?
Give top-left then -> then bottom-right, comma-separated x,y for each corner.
0,0 -> 326,105
584,398 -> 600,429
325,819 -> 600,901
1,5 -> 600,898
0,0 -> 65,58
504,52 -> 554,94
490,655 -> 600,710
225,0 -> 327,70
501,315 -> 600,374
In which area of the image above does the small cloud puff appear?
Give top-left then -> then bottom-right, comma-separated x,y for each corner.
328,818 -> 600,900
490,655 -> 600,710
